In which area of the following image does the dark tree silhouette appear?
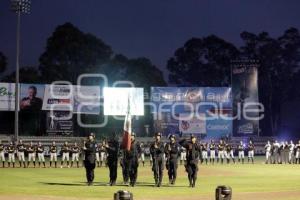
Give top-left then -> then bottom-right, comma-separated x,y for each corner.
167,35 -> 239,86
240,28 -> 300,135
2,67 -> 41,83
39,22 -> 113,84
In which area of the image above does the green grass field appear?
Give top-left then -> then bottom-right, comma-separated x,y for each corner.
0,157 -> 299,200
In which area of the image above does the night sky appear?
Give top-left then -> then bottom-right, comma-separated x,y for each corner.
1,0 -> 300,79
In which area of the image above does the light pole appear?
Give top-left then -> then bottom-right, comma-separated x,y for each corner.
10,0 -> 31,140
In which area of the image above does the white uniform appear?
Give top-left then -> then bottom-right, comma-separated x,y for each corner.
209,143 -> 216,159
50,145 -> 58,162
17,144 -> 26,162
8,145 -> 15,163
37,146 -> 45,162
238,144 -> 245,159
265,143 -> 271,163
0,144 -> 6,162
27,145 -> 36,162
180,147 -> 186,162
71,147 -> 80,161
296,144 -> 300,159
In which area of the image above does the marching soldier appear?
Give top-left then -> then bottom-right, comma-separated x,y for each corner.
71,142 -> 80,168
104,134 -> 120,186
8,141 -> 15,168
238,141 -> 245,164
248,140 -> 255,164
121,132 -> 141,187
83,133 -> 97,186
0,140 -> 5,167
179,135 -> 201,188
27,142 -> 36,168
49,141 -> 58,168
150,132 -> 164,187
209,140 -> 216,164
37,142 -> 46,168
17,140 -> 26,168
165,134 -> 179,185
61,141 -> 70,168
265,141 -> 271,164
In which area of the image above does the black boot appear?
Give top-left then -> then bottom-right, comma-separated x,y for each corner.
50,161 -> 52,167
77,161 -> 79,168
55,161 -> 57,168
43,162 -> 46,168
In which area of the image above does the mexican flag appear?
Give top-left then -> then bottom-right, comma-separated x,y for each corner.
122,97 -> 131,151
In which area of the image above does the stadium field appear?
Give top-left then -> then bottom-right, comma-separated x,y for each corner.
0,157 -> 299,200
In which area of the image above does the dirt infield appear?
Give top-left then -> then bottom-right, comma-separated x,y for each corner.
1,190 -> 300,200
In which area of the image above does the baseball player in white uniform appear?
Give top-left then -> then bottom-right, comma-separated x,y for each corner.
37,142 -> 46,168
288,140 -> 295,164
71,142 -> 80,168
27,142 -> 36,168
180,146 -> 186,165
217,140 -> 225,164
295,140 -> 300,164
247,140 -> 255,164
209,140 -> 216,164
49,141 -> 58,168
17,140 -> 26,168
201,142 -> 208,164
61,141 -> 70,168
7,142 -> 16,168
0,140 -> 5,167
273,140 -> 280,164
265,141 -> 272,164
238,141 -> 245,164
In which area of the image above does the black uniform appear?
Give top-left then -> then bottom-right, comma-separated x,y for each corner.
105,139 -> 120,186
150,141 -> 165,187
84,140 -> 97,185
164,142 -> 179,184
179,139 -> 201,187
122,140 -> 141,187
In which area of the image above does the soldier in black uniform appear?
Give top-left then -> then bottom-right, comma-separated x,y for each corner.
49,141 -> 58,168
179,135 -> 201,188
8,142 -> 15,168
0,140 -> 5,167
83,133 -> 97,186
150,132 -> 165,187
165,134 -> 179,185
17,140 -> 26,168
121,132 -> 141,187
104,134 -> 120,186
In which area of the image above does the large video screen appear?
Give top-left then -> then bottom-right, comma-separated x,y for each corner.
103,87 -> 144,116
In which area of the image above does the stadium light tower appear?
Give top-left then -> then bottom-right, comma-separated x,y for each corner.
10,0 -> 31,140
